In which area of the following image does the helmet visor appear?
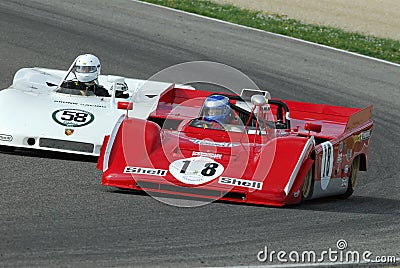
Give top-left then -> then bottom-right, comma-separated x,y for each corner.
204,107 -> 224,116
75,66 -> 97,73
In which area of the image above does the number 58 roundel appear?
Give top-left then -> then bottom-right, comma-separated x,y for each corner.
52,109 -> 95,128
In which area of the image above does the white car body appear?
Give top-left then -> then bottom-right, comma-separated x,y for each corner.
0,67 -> 178,156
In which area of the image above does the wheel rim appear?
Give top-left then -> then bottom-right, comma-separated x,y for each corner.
302,169 -> 313,199
350,157 -> 360,188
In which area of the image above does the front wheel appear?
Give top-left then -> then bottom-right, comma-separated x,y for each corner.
302,167 -> 314,200
340,156 -> 360,199
0,145 -> 16,153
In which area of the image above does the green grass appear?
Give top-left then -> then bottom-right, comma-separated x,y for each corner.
140,0 -> 400,64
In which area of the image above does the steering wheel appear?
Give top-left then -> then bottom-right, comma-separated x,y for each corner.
275,120 -> 286,129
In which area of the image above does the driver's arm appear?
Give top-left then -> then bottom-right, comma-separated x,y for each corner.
93,84 -> 111,97
61,80 -> 80,89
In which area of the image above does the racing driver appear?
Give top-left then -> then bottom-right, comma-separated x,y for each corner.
62,54 -> 110,97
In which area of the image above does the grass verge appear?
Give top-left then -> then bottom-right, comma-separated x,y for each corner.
139,0 -> 400,64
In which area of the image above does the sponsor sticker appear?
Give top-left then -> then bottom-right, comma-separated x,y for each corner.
53,100 -> 106,109
346,149 -> 353,161
336,154 -> 342,175
124,166 -> 167,176
354,129 -> 371,143
192,151 -> 222,159
344,165 -> 349,174
0,134 -> 13,142
52,109 -> 94,127
218,177 -> 263,190
341,178 -> 348,188
337,154 -> 342,164
189,138 -> 239,148
169,157 -> 224,185
360,130 -> 371,141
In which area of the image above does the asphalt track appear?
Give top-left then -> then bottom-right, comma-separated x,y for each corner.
0,0 -> 399,267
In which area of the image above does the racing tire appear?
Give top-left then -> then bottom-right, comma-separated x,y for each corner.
302,167 -> 314,201
339,156 -> 360,199
0,145 -> 16,153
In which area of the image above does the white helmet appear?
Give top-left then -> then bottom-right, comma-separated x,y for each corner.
74,54 -> 101,83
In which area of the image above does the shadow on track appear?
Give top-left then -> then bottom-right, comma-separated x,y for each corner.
300,195 -> 400,215
0,148 -> 98,163
106,187 -> 400,215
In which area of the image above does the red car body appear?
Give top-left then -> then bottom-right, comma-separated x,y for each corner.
97,86 -> 373,206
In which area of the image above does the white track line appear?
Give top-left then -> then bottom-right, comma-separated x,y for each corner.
132,0 -> 400,68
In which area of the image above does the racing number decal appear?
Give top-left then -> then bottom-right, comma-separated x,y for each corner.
180,161 -> 219,176
180,160 -> 191,174
170,157 -> 224,185
201,163 -> 219,176
320,141 -> 334,190
52,109 -> 95,127
60,111 -> 89,122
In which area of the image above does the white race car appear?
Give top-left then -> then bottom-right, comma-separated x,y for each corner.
0,62 -> 177,156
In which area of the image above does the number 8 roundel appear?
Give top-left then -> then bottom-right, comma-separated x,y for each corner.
169,157 -> 224,185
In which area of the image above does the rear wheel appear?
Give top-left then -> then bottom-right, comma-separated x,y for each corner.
340,156 -> 360,198
302,168 -> 314,200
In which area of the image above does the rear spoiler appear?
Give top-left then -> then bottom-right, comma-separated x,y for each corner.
345,105 -> 373,131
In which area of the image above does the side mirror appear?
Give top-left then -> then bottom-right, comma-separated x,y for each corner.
117,102 -> 133,110
241,89 -> 271,101
251,95 -> 267,107
304,122 -> 322,133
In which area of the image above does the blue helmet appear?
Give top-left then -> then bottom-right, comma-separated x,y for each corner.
201,95 -> 231,123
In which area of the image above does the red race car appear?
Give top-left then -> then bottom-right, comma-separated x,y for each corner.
97,86 -> 373,206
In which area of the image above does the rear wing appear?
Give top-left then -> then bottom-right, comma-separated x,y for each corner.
284,100 -> 373,139
345,105 -> 373,131
150,86 -> 211,120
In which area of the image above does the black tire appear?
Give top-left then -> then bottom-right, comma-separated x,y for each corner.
302,167 -> 314,200
340,156 -> 360,199
0,145 -> 16,153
